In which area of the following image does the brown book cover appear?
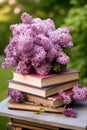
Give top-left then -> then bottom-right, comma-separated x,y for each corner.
8,80 -> 78,98
25,89 -> 74,108
8,102 -> 65,113
13,69 -> 79,88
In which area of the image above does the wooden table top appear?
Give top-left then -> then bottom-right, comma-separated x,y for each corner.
0,98 -> 87,130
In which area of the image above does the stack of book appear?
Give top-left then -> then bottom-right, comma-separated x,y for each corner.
8,69 -> 79,113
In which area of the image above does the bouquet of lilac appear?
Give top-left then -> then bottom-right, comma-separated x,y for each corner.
2,12 -> 73,75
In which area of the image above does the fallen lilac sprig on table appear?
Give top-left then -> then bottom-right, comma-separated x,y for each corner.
63,108 -> 78,118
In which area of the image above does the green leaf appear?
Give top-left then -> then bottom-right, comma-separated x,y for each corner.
60,64 -> 67,71
52,62 -> 58,72
35,107 -> 45,114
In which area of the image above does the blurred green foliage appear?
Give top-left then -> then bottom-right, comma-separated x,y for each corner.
63,0 -> 87,85
0,0 -> 87,85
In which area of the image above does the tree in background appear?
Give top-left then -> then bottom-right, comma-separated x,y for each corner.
63,0 -> 87,85
0,0 -> 87,85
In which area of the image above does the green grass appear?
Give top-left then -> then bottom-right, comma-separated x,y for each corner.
0,60 -> 15,130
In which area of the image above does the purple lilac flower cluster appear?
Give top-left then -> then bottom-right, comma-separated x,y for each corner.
2,12 -> 73,75
63,108 -> 78,118
72,84 -> 87,101
58,90 -> 72,104
58,84 -> 87,118
8,89 -> 24,103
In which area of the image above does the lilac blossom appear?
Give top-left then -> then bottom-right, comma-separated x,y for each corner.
48,28 -> 72,47
53,44 -> 62,52
16,61 -> 32,74
31,44 -> 46,67
10,24 -> 30,36
56,52 -> 70,65
63,108 -> 78,118
46,45 -> 57,62
43,18 -> 55,31
8,89 -> 24,103
21,12 -> 32,24
59,90 -> 72,104
17,34 -> 34,53
35,34 -> 52,50
35,62 -> 52,76
65,42 -> 73,48
31,18 -> 55,35
73,84 -> 87,101
31,53 -> 45,67
2,12 -> 73,75
32,18 -> 42,23
57,27 -> 72,33
2,57 -> 18,69
4,37 -> 18,57
31,23 -> 43,35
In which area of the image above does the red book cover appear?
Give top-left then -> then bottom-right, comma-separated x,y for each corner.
49,89 -> 73,99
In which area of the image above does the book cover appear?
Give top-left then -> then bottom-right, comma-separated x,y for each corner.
13,69 -> 79,88
8,80 -> 78,98
8,102 -> 65,113
25,89 -> 74,108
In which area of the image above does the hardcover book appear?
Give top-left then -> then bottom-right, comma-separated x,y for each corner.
8,80 -> 78,98
13,69 -> 79,88
8,101 -> 65,113
25,89 -> 74,108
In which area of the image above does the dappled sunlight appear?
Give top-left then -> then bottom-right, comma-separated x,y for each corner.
14,7 -> 21,14
0,6 -> 11,22
0,0 -> 6,4
8,0 -> 16,5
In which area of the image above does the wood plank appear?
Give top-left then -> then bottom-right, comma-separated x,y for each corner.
13,122 -> 52,130
11,118 -> 59,130
15,127 -> 22,130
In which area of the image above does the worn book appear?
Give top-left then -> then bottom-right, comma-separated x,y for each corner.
8,80 -> 78,98
8,101 -> 65,113
12,69 -> 79,88
25,89 -> 73,108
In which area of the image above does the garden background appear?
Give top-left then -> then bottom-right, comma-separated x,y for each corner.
0,0 -> 87,129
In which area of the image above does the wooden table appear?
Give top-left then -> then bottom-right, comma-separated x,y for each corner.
0,98 -> 87,130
